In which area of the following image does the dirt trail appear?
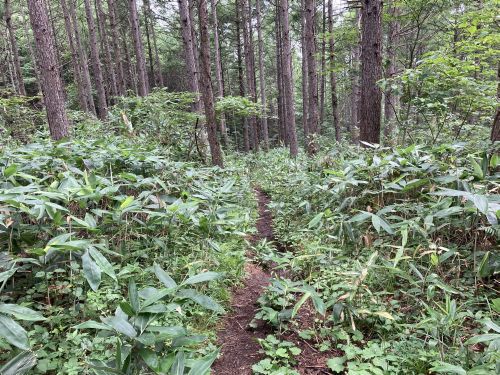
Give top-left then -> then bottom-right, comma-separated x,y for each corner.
212,189 -> 273,375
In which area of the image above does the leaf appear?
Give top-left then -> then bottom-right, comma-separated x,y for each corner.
128,279 -> 140,312
0,350 -> 37,375
187,349 -> 219,375
0,268 -> 18,284
472,194 -> 488,215
3,165 -> 18,178
307,212 -> 324,229
120,196 -> 135,210
73,320 -> 112,331
373,311 -> 395,320
327,356 -> 346,373
371,215 -> 394,234
176,289 -> 225,313
154,263 -> 177,289
292,292 -> 311,318
470,157 -> 484,179
0,304 -> 45,321
88,246 -> 117,281
82,250 -> 101,291
183,271 -> 222,285
101,316 -> 137,338
139,348 -> 159,372
465,333 -> 500,345
170,351 -> 185,375
430,362 -> 467,375
0,314 -> 29,350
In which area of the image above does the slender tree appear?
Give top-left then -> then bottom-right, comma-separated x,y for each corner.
359,0 -> 383,145
69,0 -> 96,115
319,0 -> 327,127
96,0 -> 118,99
129,0 -> 149,96
4,0 -> 26,95
144,0 -> 164,87
27,0 -> 69,140
60,0 -> 88,112
301,0 -> 309,141
255,0 -> 269,150
384,1 -> 400,143
304,0 -> 319,154
197,0 -> 224,166
235,0 -> 250,151
107,0 -> 126,95
280,0 -> 298,156
328,0 -> 339,141
491,62 -> 499,142
210,0 -> 228,145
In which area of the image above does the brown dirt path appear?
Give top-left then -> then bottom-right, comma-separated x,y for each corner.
212,189 -> 273,375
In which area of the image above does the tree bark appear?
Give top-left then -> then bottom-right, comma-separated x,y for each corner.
60,0 -> 88,112
384,1 -> 400,143
301,0 -> 309,142
359,0 -> 383,145
255,0 -> 269,150
319,0 -> 326,128
280,0 -> 298,157
107,0 -> 126,95
304,0 -> 319,154
210,0 -> 228,146
491,62 -> 500,142
235,0 -> 250,151
27,0 -> 70,140
351,9 -> 361,143
129,0 -> 149,96
96,0 -> 118,99
242,0 -> 259,151
275,1 -> 287,146
69,0 -> 96,115
144,0 -> 164,87
20,5 -> 41,94
328,0 -> 339,141
197,0 -> 224,167
4,0 -> 26,96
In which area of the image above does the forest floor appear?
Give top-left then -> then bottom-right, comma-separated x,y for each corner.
213,189 -> 338,375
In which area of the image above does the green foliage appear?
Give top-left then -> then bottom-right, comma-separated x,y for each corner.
252,335 -> 301,375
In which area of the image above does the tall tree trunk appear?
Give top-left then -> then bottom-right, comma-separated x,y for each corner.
84,0 -> 108,119
328,0 -> 339,141
280,0 -> 298,157
69,0 -> 96,115
20,5 -> 41,94
4,0 -> 26,96
351,9 -> 361,143
60,0 -> 88,112
301,0 -> 309,143
178,0 -> 201,110
319,0 -> 326,128
129,0 -> 149,96
197,0 -> 224,167
359,0 -> 383,145
210,0 -> 228,146
96,0 -> 118,99
276,1 -> 287,146
3,27 -> 16,92
384,1 -> 400,143
235,0 -> 250,151
242,0 -> 259,151
107,0 -> 126,95
304,0 -> 319,154
27,0 -> 70,140
143,1 -> 155,88
144,0 -> 164,87
255,0 -> 268,150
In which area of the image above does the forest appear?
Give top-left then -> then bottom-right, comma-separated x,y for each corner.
0,0 -> 498,374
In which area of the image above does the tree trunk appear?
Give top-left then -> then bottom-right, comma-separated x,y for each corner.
144,0 -> 164,87
60,0 -> 88,112
301,0 -> 309,142
178,0 -> 201,110
210,0 -> 228,146
384,1 -> 400,143
107,0 -> 126,95
319,0 -> 326,128
27,0 -> 70,140
129,0 -> 149,96
96,0 -> 118,99
242,0 -> 259,152
304,0 -> 319,154
351,9 -> 361,143
328,0 -> 339,141
275,1 -> 286,146
197,0 -> 224,167
69,0 -> 96,115
359,0 -> 383,145
255,0 -> 268,150
20,5 -> 41,94
280,0 -> 298,157
491,62 -> 500,142
235,0 -> 250,151
4,0 -> 26,96
84,0 -> 108,119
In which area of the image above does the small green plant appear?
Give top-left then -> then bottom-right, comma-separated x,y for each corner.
252,335 -> 301,375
